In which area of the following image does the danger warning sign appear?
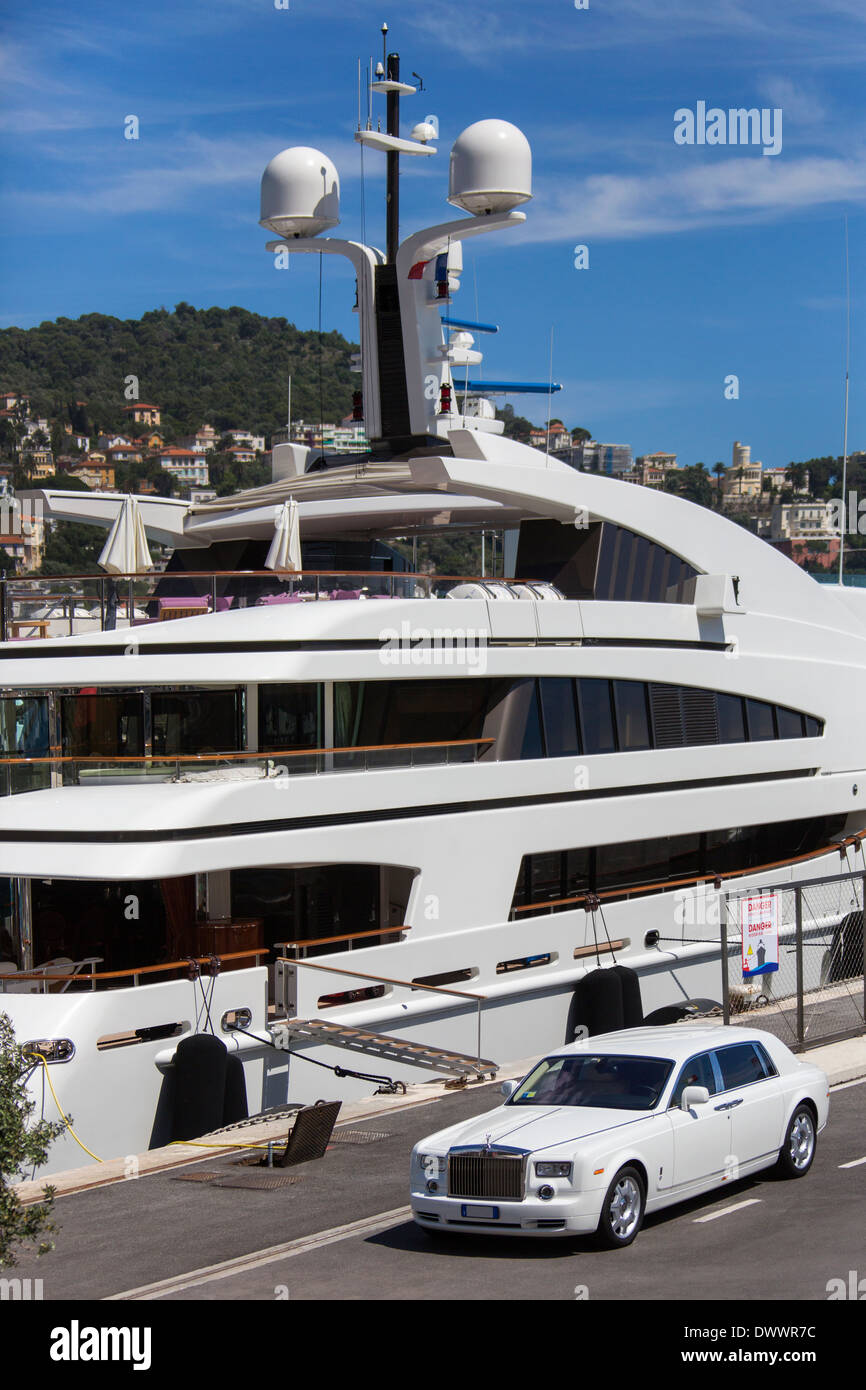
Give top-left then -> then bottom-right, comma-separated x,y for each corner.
740,893 -> 779,977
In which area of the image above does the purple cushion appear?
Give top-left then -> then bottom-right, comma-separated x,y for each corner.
157,595 -> 209,610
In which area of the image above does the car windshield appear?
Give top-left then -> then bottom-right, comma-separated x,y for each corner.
509,1054 -> 674,1110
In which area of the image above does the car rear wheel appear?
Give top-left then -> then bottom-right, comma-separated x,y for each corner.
775,1105 -> 817,1178
596,1165 -> 645,1248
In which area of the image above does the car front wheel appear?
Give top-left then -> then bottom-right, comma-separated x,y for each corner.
596,1165 -> 645,1248
775,1105 -> 817,1178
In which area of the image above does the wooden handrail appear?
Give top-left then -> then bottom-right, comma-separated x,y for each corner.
513,829 -> 866,916
279,956 -> 486,1001
7,569 -> 539,584
0,738 -> 493,768
276,924 -> 407,950
6,948 -> 269,984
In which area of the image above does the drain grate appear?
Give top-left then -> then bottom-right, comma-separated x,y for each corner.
212,1172 -> 305,1190
329,1129 -> 392,1145
172,1168 -> 304,1190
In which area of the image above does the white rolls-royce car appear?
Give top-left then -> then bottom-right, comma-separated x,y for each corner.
410,1025 -> 829,1245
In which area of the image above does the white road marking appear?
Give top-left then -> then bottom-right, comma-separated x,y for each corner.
839,1156 -> 866,1169
693,1198 -> 762,1224
831,1077 -> 866,1092
106,1205 -> 411,1301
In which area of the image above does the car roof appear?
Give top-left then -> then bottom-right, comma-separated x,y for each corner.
547,1024 -> 783,1063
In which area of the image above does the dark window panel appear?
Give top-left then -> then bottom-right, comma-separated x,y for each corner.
667,834 -> 704,879
717,694 -> 747,744
594,524 -> 617,600
631,535 -> 652,603
803,715 -> 823,738
746,699 -> 776,742
647,544 -> 667,602
775,706 -> 804,740
715,1043 -> 768,1090
613,681 -> 651,751
531,852 -> 564,902
520,681 -> 545,759
151,690 -> 241,757
511,815 -> 846,916
577,679 -> 617,755
612,529 -> 635,602
259,684 -> 322,752
564,848 -> 591,897
336,679 -> 494,750
539,678 -> 580,757
61,693 -> 145,760
0,696 -> 50,757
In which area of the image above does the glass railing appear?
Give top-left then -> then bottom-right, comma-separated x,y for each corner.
0,737 -> 493,796
0,569 -> 528,641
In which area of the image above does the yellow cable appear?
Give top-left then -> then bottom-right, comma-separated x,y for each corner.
25,1051 -> 277,1163
24,1050 -> 104,1163
168,1139 -> 273,1150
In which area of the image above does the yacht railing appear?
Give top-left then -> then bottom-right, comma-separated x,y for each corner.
0,737 -> 493,795
276,956 -> 488,1071
0,569 -> 533,641
0,949 -> 270,994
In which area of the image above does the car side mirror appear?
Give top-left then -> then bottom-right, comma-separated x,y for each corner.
500,1079 -> 518,1099
681,1085 -> 710,1110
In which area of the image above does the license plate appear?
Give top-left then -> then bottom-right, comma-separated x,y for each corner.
461,1204 -> 499,1220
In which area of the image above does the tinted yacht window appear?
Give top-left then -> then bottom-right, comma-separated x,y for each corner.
151,690 -> 242,756
61,693 -> 144,759
539,679 -> 580,757
775,706 -> 805,740
613,681 -> 651,751
259,684 -> 322,752
717,693 -> 747,744
577,679 -> 616,754
746,699 -> 776,742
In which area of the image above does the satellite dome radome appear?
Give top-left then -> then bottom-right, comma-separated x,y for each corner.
448,120 -> 532,215
259,147 -> 340,238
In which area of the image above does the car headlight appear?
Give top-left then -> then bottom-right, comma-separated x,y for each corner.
417,1153 -> 446,1178
534,1161 -> 573,1179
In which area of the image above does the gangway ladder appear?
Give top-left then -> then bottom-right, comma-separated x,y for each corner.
275,1018 -> 498,1084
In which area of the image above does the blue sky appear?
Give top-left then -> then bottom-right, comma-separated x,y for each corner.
1,0 -> 863,469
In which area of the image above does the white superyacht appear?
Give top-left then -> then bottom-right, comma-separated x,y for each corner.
2,45 -> 865,1173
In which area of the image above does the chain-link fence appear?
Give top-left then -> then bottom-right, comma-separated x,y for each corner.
721,869 -> 865,1050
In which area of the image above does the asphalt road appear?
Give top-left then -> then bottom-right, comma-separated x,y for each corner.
10,1079 -> 866,1303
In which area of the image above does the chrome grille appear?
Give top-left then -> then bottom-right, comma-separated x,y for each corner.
448,1151 -> 525,1201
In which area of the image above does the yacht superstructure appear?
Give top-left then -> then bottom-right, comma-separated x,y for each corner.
3,38 -> 866,1174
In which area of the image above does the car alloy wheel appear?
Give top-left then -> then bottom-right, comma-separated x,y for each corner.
597,1165 -> 645,1248
776,1105 -> 817,1178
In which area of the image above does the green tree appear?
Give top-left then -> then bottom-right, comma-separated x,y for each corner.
0,1013 -> 65,1267
496,405 -> 533,442
39,521 -> 104,575
668,463 -> 713,507
785,462 -> 809,495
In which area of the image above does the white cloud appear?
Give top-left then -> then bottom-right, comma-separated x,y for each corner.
520,154 -> 866,242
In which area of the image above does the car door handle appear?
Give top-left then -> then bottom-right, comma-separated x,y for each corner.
714,1098 -> 744,1111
